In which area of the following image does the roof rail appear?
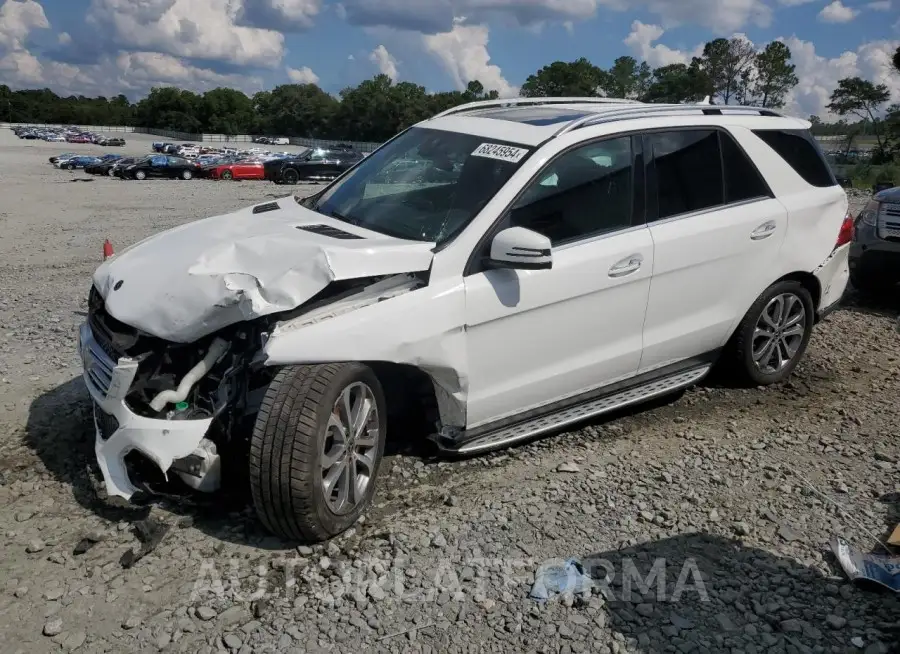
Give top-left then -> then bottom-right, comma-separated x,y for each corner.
554,103 -> 785,136
432,96 -> 643,119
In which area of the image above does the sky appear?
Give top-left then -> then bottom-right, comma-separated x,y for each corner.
0,0 -> 898,121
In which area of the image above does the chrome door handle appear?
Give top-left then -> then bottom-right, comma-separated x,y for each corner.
751,221 -> 777,240
609,254 -> 643,277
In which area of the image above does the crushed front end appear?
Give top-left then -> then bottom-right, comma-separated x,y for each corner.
78,286 -> 271,500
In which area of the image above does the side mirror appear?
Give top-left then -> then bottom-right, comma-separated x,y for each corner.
487,227 -> 553,271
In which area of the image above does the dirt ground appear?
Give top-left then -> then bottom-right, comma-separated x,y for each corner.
0,129 -> 898,654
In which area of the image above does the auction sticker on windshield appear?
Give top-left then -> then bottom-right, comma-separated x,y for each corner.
471,143 -> 529,163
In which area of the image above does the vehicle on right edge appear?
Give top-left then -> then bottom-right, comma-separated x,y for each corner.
78,98 -> 852,542
850,186 -> 900,294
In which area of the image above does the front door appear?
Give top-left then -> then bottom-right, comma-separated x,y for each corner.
463,135 -> 653,428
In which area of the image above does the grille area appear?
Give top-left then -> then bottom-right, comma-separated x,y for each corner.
878,202 -> 900,241
93,404 -> 119,441
295,224 -> 364,239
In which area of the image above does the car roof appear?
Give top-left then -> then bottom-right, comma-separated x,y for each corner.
417,98 -> 811,147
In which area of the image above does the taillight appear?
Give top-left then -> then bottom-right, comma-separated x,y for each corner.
835,210 -> 854,248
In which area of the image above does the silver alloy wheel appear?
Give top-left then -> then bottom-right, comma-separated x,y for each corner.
321,382 -> 379,515
752,292 -> 807,374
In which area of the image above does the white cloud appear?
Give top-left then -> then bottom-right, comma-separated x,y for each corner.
0,0 -> 48,50
818,1 -> 859,22
865,0 -> 891,9
624,20 -> 703,67
777,0 -> 817,5
779,36 -> 900,118
85,0 -> 287,67
286,65 -> 319,83
340,0 -> 771,33
369,44 -> 398,80
57,31 -> 71,45
421,19 -> 517,97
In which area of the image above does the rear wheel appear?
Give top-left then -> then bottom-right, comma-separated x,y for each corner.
181,169 -> 193,180
250,363 -> 386,542
723,281 -> 814,386
281,168 -> 300,185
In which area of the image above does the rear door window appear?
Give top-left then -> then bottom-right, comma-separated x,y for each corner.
720,131 -> 772,203
751,129 -> 837,188
646,130 -> 724,220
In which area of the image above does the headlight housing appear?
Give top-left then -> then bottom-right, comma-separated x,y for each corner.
858,200 -> 880,227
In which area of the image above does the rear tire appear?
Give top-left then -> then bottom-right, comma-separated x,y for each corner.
722,281 -> 815,386
250,363 -> 386,542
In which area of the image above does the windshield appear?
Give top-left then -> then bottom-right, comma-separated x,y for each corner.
306,127 -> 531,244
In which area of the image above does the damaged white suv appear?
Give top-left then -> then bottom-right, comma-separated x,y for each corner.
79,98 -> 851,541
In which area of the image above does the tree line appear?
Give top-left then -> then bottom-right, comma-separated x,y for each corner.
1,41 -> 898,153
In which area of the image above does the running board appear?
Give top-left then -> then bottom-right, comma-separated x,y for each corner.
437,365 -> 711,455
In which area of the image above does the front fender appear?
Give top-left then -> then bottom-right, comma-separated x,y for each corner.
263,277 -> 468,427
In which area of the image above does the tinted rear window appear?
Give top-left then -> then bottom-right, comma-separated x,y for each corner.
752,129 -> 837,188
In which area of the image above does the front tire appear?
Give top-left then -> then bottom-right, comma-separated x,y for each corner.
181,169 -> 193,180
281,168 -> 300,185
134,170 -> 146,181
221,170 -> 233,180
724,281 -> 815,386
250,363 -> 386,542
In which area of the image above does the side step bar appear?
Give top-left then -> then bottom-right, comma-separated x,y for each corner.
435,365 -> 711,455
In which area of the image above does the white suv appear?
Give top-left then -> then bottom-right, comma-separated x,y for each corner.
78,98 -> 851,541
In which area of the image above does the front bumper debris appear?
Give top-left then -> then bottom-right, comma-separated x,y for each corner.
78,322 -> 214,499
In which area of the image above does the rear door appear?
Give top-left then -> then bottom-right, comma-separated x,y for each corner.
638,128 -> 787,373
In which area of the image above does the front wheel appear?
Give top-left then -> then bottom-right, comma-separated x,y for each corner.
134,170 -> 146,181
250,363 -> 386,542
107,168 -> 116,177
281,168 -> 300,185
221,170 -> 233,180
723,281 -> 815,386
181,169 -> 193,180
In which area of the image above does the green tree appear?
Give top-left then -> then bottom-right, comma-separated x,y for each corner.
698,37 -> 756,104
520,58 -> 605,97
752,42 -> 798,108
643,63 -> 710,104
199,87 -> 255,134
893,45 -> 900,74
827,77 -> 891,150
602,56 -> 652,100
255,84 -> 338,138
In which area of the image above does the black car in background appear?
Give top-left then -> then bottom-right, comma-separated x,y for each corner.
87,156 -> 136,176
119,155 -> 201,180
264,148 -> 364,184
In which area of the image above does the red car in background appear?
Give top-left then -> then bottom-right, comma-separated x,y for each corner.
66,134 -> 91,143
208,160 -> 265,180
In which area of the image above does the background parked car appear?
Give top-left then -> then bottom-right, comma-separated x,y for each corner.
120,155 -> 201,180
84,154 -> 123,175
265,148 -> 363,184
57,155 -> 101,170
48,152 -> 78,164
208,160 -> 265,180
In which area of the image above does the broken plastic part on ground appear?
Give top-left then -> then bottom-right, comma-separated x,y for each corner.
831,535 -> 900,593
529,558 -> 597,600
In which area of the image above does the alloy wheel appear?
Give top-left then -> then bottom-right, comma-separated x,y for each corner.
752,293 -> 807,375
320,382 -> 380,515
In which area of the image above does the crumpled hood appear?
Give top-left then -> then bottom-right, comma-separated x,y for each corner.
93,196 -> 436,343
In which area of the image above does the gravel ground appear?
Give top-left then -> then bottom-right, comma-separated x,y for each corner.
0,130 -> 898,654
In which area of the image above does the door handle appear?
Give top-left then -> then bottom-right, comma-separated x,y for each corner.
609,254 -> 643,278
751,221 -> 777,240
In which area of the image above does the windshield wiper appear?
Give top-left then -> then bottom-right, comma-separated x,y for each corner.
325,209 -> 360,226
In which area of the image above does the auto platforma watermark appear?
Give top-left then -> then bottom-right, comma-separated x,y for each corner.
189,553 -> 709,605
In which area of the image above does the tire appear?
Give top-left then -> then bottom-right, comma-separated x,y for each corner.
181,169 -> 193,180
250,363 -> 386,542
134,170 -> 146,181
281,168 -> 300,185
107,168 -> 115,177
66,164 -> 75,170
723,281 -> 815,386
221,170 -> 233,181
